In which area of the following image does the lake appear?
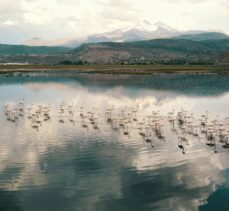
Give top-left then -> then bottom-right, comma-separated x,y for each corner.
0,72 -> 229,211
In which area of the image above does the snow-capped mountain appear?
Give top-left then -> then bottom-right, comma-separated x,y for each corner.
131,20 -> 177,33
84,20 -> 180,43
21,21 -> 206,47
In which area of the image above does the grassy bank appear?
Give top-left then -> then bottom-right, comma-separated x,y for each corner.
0,64 -> 229,74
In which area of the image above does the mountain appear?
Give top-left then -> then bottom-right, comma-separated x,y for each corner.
0,44 -> 72,55
134,20 -> 176,32
101,21 -> 179,42
22,21 -> 181,47
23,37 -> 51,46
22,21 -> 229,48
174,32 -> 229,41
22,37 -> 78,47
2,36 -> 229,65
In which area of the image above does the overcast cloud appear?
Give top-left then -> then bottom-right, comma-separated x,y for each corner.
0,0 -> 228,44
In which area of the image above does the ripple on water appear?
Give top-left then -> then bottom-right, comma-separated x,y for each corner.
0,73 -> 229,211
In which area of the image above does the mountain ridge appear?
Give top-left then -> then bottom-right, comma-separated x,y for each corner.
23,21 -> 226,47
1,34 -> 229,65
0,44 -> 71,55
173,32 -> 229,41
70,38 -> 229,64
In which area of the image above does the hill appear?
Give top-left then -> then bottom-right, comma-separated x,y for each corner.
1,38 -> 229,65
0,44 -> 72,55
173,32 -> 229,41
70,38 -> 229,64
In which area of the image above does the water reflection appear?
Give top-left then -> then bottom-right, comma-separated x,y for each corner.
0,73 -> 228,211
1,72 -> 229,96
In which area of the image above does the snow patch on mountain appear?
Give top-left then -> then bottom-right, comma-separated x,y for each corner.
22,20 -> 225,47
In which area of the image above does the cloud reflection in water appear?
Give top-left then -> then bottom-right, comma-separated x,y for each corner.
0,74 -> 228,211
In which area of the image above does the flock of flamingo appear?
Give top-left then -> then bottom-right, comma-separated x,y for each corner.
3,100 -> 229,154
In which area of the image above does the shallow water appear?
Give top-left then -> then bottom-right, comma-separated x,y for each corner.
0,72 -> 229,211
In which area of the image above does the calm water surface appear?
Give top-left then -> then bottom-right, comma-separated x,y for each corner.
0,72 -> 229,211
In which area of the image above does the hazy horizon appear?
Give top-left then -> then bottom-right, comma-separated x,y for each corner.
0,0 -> 229,44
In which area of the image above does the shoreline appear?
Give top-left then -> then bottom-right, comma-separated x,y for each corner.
0,64 -> 229,75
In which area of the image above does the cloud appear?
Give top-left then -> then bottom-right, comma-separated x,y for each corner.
220,0 -> 229,8
166,0 -> 210,3
0,0 -> 229,44
2,20 -> 16,26
0,79 -> 229,210
98,0 -> 140,21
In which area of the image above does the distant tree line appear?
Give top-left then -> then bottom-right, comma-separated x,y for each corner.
58,60 -> 89,65
57,59 -> 215,66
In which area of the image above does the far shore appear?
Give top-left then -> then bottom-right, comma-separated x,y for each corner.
0,64 -> 229,75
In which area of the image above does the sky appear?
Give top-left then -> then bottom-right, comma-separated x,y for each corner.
0,0 -> 229,44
